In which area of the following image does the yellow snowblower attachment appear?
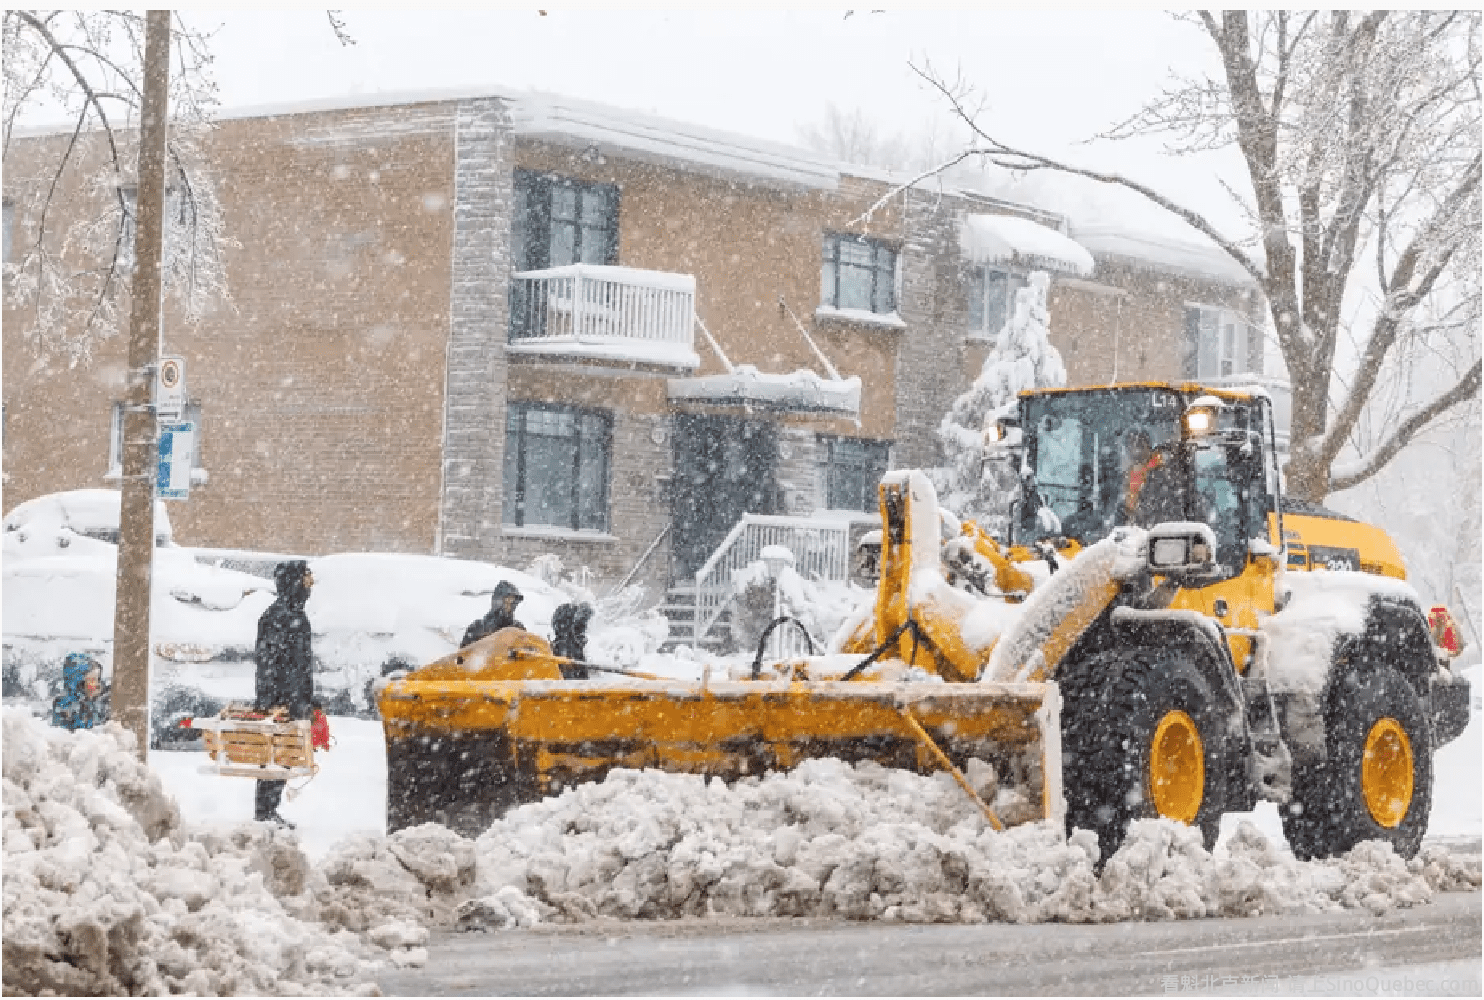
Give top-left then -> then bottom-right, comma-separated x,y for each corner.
376,472 -> 1090,838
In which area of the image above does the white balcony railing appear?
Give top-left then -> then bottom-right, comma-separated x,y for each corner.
509,264 -> 696,364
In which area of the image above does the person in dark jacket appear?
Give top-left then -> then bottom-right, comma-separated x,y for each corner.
51,653 -> 109,731
551,602 -> 594,679
253,559 -> 316,827
461,580 -> 525,648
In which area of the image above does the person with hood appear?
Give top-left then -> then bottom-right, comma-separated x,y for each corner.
461,580 -> 525,648
51,653 -> 109,731
253,559 -> 316,827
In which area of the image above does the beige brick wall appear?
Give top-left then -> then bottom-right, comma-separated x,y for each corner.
5,105 -> 458,556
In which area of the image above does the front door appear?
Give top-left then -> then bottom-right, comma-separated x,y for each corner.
671,414 -> 780,580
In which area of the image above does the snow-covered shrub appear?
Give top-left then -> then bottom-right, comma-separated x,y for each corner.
938,271 -> 1065,534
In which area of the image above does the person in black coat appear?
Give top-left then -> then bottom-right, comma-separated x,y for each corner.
253,559 -> 316,826
461,580 -> 525,648
551,602 -> 594,679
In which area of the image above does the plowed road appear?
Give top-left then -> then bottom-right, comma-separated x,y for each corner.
379,889 -> 1481,997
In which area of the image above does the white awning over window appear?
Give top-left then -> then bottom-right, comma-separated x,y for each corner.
961,214 -> 1095,277
668,366 -> 861,417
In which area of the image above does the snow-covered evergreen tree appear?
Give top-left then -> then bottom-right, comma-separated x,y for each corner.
938,270 -> 1065,532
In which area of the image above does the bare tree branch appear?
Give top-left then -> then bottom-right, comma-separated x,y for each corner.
1330,359 -> 1483,492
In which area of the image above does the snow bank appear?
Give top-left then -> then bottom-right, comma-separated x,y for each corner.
6,708 -> 1476,994
1,709 -> 395,996
342,760 -> 1479,929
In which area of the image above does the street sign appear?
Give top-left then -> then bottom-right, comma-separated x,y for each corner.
155,356 -> 185,422
156,422 -> 194,500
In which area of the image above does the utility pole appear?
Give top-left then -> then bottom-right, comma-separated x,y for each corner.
112,10 -> 171,760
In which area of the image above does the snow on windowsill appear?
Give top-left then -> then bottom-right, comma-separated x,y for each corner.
502,526 -> 619,543
813,306 -> 907,330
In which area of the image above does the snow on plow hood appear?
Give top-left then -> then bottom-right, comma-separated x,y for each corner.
1262,570 -> 1423,696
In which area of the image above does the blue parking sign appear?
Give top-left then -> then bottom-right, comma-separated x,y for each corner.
156,422 -> 194,500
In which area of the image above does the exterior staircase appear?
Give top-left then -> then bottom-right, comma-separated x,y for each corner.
656,512 -> 867,654
658,583 -> 734,654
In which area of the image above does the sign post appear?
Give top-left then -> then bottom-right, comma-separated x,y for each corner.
156,422 -> 195,500
155,355 -> 185,423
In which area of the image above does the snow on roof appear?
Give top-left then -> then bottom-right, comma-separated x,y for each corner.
19,82 -> 842,193
510,91 -> 840,192
1071,225 -> 1260,286
668,365 -> 862,416
961,214 -> 1094,277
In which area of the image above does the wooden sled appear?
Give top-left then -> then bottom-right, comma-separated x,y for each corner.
191,710 -> 319,779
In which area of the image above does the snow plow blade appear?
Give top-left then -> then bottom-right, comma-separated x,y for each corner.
377,674 -> 1063,838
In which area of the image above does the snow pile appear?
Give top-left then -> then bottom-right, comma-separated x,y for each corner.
2,709 -> 388,996
337,760 -> 1482,929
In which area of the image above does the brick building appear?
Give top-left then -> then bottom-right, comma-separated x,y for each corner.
2,88 -> 1272,605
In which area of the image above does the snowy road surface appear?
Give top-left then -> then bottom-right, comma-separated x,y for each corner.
377,890 -> 1482,997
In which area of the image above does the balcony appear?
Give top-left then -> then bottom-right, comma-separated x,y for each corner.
508,264 -> 700,369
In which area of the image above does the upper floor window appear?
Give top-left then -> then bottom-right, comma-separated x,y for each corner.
820,435 -> 891,513
1184,304 -> 1250,379
968,266 -> 1027,338
820,233 -> 897,314
503,401 -> 611,531
512,170 -> 619,272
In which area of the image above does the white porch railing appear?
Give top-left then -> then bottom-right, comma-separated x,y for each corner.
692,514 -> 853,648
509,264 -> 695,351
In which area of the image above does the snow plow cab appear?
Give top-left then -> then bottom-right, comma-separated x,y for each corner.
377,382 -> 1470,862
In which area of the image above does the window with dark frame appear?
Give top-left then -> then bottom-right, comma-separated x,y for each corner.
820,232 -> 897,314
1183,304 -> 1249,379
822,435 -> 892,512
511,169 -> 619,272
503,401 -> 612,531
968,265 -> 1027,337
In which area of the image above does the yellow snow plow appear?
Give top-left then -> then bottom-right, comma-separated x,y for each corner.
379,383 -> 1470,861
376,470 -> 1075,839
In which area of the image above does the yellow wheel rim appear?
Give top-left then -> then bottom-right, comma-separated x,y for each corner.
1149,709 -> 1204,824
1361,718 -> 1413,829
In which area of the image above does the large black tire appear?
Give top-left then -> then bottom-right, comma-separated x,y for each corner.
1061,647 -> 1231,862
1282,666 -> 1433,861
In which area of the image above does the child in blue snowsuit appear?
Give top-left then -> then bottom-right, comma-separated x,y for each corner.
51,653 -> 109,730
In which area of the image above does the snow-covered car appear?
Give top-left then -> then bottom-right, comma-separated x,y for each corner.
3,487 -> 174,551
2,490 -> 642,736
